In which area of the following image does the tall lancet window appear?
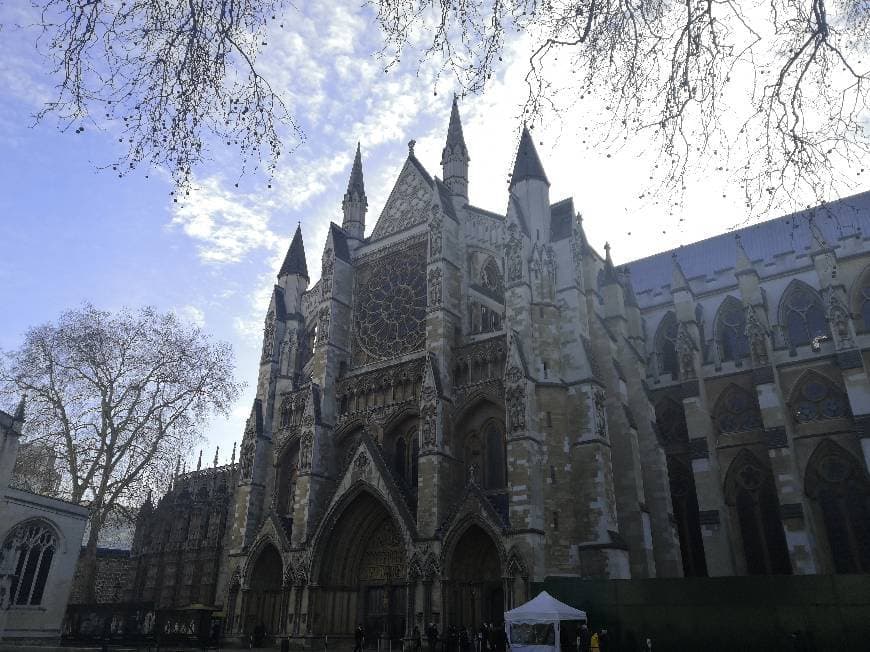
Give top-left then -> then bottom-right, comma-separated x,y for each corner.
2,521 -> 57,606
715,296 -> 749,362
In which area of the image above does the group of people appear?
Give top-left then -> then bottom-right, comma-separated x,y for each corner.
575,624 -> 612,652
417,622 -> 508,652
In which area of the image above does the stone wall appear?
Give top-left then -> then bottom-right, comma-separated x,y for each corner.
68,548 -> 132,605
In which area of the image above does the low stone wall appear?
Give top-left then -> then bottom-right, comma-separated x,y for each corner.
537,575 -> 870,652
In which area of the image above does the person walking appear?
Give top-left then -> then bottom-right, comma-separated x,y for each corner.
427,622 -> 439,652
589,631 -> 600,652
598,628 -> 610,652
353,624 -> 365,652
413,625 -> 422,652
577,624 -> 590,652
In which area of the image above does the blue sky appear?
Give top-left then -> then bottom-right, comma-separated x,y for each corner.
1,1 -> 864,465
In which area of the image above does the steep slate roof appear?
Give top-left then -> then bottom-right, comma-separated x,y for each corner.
330,223 -> 351,262
624,191 -> 870,296
279,224 -> 309,279
436,178 -> 459,223
509,126 -> 549,189
549,198 -> 574,241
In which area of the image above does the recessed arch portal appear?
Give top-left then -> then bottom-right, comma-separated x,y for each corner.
446,523 -> 504,629
244,543 -> 283,636
315,489 -> 409,641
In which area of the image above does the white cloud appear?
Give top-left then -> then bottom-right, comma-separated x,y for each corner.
175,305 -> 206,328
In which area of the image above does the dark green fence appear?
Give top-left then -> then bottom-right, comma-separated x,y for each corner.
536,574 -> 870,652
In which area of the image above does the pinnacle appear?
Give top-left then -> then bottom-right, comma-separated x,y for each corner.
279,224 -> 309,279
446,95 -> 466,149
346,142 -> 366,198
509,126 -> 549,189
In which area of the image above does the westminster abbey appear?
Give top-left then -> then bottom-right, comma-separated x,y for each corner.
128,99 -> 870,645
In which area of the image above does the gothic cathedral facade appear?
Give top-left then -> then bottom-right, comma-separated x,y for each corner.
128,99 -> 870,644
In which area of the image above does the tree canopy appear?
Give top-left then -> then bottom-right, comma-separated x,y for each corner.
1,304 -> 242,599
375,0 -> 870,212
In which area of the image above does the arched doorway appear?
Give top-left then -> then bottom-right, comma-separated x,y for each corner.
448,525 -> 503,629
245,544 -> 283,636
317,491 -> 408,643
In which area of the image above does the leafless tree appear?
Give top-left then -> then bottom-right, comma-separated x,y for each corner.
1,304 -> 242,600
26,0 -> 299,187
375,0 -> 870,214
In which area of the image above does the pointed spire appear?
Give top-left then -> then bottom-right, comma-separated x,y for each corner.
622,266 -> 639,307
735,233 -> 753,273
509,126 -> 549,190
279,224 -> 309,280
196,450 -> 202,471
445,95 -> 467,152
671,253 -> 689,291
214,446 -> 220,468
602,242 -> 620,286
342,144 -> 368,239
231,442 -> 237,465
441,96 -> 470,199
346,142 -> 366,198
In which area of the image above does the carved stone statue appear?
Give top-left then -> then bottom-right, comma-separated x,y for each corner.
428,267 -> 443,306
744,304 -> 769,366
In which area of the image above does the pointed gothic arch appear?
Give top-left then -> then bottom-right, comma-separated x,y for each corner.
788,370 -> 852,423
243,542 -> 284,636
805,439 -> 870,573
850,263 -> 870,332
654,311 -> 679,379
778,280 -> 829,348
715,296 -> 750,363
1,519 -> 60,607
724,449 -> 792,575
654,397 -> 689,451
713,384 -> 763,434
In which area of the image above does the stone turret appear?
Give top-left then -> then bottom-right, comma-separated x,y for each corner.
441,96 -> 470,200
509,126 -> 551,244
342,143 -> 367,241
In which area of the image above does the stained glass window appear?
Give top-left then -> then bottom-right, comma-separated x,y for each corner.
655,312 -> 679,379
353,244 -> 427,366
780,281 -> 829,347
715,385 -> 763,433
716,297 -> 749,362
792,373 -> 851,423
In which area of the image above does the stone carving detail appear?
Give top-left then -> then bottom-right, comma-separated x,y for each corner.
675,323 -> 696,380
570,222 -> 584,286
593,389 -> 608,439
370,164 -> 431,240
299,433 -> 314,472
505,365 -> 526,432
505,223 -> 523,283
317,307 -> 330,347
262,311 -> 276,363
744,305 -> 769,366
321,250 -> 334,297
826,293 -> 854,349
542,245 -> 556,298
428,267 -> 443,307
421,404 -> 437,449
354,452 -> 369,470
239,438 -> 255,481
429,208 -> 442,258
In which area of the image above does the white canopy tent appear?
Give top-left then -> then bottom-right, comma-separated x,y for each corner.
504,591 -> 587,652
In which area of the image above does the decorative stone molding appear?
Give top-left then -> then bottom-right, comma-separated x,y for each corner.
836,349 -> 863,370
681,380 -> 700,399
698,509 -> 720,526
505,223 -> 523,284
780,503 -> 804,519
428,267 -> 443,307
751,366 -> 775,385
504,366 -> 526,432
429,207 -> 442,258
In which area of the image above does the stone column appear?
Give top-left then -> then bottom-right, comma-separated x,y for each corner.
681,382 -> 736,576
754,367 -> 822,574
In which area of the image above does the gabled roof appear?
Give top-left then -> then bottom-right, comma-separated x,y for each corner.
549,198 -> 574,241
509,126 -> 549,189
279,224 -> 309,279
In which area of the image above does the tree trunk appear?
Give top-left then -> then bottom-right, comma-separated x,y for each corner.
79,515 -> 103,603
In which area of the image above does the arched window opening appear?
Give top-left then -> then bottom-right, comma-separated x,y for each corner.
655,312 -> 680,379
791,372 -> 851,423
806,441 -> 870,573
667,457 -> 708,577
779,281 -> 829,348
481,257 -> 505,299
3,521 -> 57,606
394,437 -> 407,482
716,297 -> 749,362
484,422 -> 507,490
714,385 -> 763,434
725,451 -> 792,575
